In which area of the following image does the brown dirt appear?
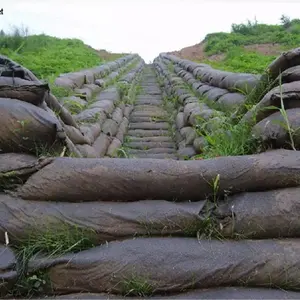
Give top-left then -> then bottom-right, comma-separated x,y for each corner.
168,42 -> 283,62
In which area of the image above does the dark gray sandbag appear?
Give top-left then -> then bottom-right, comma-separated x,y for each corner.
0,153 -> 52,191
0,54 -> 40,81
180,127 -> 197,145
79,123 -> 101,144
128,136 -> 173,143
45,93 -> 79,129
0,194 -> 204,245
106,138 -> 122,157
189,108 -> 215,126
193,137 -> 208,154
0,98 -> 65,154
14,149 -> 300,202
278,65 -> 300,83
54,287 -> 300,299
74,108 -> 107,124
124,105 -> 134,118
64,125 -> 91,145
102,119 -> 119,137
13,146 -> 300,202
129,122 -> 169,130
116,117 -> 129,143
203,87 -> 229,102
60,96 -> 87,112
126,142 -> 175,150
90,100 -> 115,115
76,144 -> 98,158
29,237 -> 300,294
92,133 -> 112,157
127,148 -> 176,155
252,108 -> 300,149
197,84 -> 215,96
176,113 -> 185,130
0,77 -> 49,106
241,81 -> 300,125
0,245 -> 17,297
177,146 -> 197,159
126,130 -> 170,137
219,73 -> 260,93
268,47 -> 300,78
54,77 -> 77,89
111,107 -> 123,125
217,92 -> 246,109
74,87 -> 93,101
203,187 -> 300,239
95,87 -> 120,104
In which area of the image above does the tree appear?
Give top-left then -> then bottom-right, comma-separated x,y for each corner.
280,15 -> 291,29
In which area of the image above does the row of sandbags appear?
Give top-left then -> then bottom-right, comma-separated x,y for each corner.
159,53 -> 261,94
240,48 -> 300,150
1,149 -> 298,202
156,48 -> 300,152
154,57 -> 213,157
21,237 -> 300,295
3,237 -> 300,298
161,56 -> 247,110
54,54 -> 139,90
69,57 -> 144,103
1,167 -> 300,244
0,54 -> 143,157
0,55 -> 70,155
67,62 -> 144,158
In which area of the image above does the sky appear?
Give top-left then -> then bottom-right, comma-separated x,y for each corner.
1,0 -> 300,62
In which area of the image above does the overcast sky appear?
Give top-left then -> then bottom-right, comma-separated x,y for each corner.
1,0 -> 300,62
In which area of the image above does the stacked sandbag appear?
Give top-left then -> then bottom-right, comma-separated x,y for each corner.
154,57 -> 221,157
68,59 -> 145,158
3,151 -> 300,297
160,53 -> 260,110
54,54 -> 138,90
0,56 -> 67,156
239,48 -> 300,150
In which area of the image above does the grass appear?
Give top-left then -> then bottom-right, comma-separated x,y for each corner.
7,223 -> 98,298
121,275 -> 154,297
204,17 -> 300,56
0,26 -> 125,98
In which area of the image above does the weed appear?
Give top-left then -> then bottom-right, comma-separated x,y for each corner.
121,275 -> 153,297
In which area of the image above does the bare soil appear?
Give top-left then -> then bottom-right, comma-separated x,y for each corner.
168,42 -> 283,62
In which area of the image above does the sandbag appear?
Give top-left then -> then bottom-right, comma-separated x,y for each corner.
0,194 -> 204,245
28,237 -> 300,294
279,65 -> 300,83
79,123 -> 101,144
45,93 -> 79,129
203,187 -> 300,239
0,153 -> 52,191
14,149 -> 300,202
217,92 -> 246,109
0,98 -> 64,154
106,138 -> 122,157
92,133 -> 112,157
0,54 -> 40,81
203,87 -> 229,102
64,125 -> 91,145
55,287 -> 300,299
0,77 -> 49,106
75,108 -> 107,124
76,144 -> 98,158
252,108 -> 300,148
268,47 -> 300,78
242,81 -> 300,125
0,245 -> 17,297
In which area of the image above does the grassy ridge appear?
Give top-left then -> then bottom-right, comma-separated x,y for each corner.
200,16 -> 300,73
0,27 -> 126,80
